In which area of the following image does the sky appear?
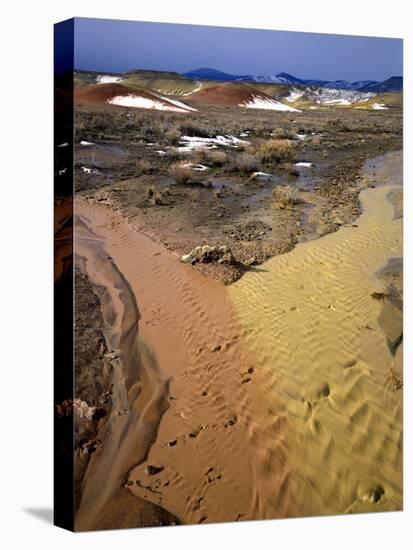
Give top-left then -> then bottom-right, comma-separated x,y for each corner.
73,17 -> 403,82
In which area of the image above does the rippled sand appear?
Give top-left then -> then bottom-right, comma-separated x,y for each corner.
74,152 -> 402,529
229,182 -> 403,517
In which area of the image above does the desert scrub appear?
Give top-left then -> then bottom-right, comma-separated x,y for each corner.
283,163 -> 300,177
256,139 -> 296,164
229,152 -> 260,174
169,161 -> 193,185
194,149 -> 227,167
271,127 -> 296,140
272,184 -> 298,209
135,159 -> 151,175
164,127 -> 182,145
179,121 -> 210,138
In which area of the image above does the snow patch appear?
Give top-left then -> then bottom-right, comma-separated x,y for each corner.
251,171 -> 274,180
178,134 -> 249,151
295,162 -> 314,168
372,103 -> 389,110
295,134 -> 307,141
80,140 -> 94,146
182,162 -> 209,172
82,166 -> 102,175
285,90 -> 305,103
97,75 -> 124,84
108,94 -> 197,113
241,96 -> 301,112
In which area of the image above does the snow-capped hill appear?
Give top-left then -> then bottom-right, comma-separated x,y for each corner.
286,86 -> 376,106
351,80 -> 379,90
181,68 -> 403,93
252,75 -> 283,84
275,72 -> 304,84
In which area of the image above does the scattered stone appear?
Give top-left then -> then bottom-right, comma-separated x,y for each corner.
181,245 -> 235,266
147,465 -> 164,476
371,291 -> 386,301
168,439 -> 177,447
224,415 -> 237,428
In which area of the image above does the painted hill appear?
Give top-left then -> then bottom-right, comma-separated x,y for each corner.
74,83 -> 197,113
187,82 -> 300,111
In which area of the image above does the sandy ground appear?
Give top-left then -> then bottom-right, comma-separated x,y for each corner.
72,150 -> 402,528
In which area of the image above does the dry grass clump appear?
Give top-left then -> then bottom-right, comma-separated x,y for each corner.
256,139 -> 296,164
194,149 -> 227,167
385,367 -> 403,392
147,185 -> 163,205
230,152 -> 260,174
179,121 -> 210,138
311,135 -> 322,146
164,128 -> 182,144
169,161 -> 193,185
272,184 -> 298,208
283,163 -> 300,177
271,127 -> 296,140
135,159 -> 151,175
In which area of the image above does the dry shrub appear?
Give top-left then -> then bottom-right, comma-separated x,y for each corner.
272,184 -> 298,208
311,135 -> 322,146
179,121 -> 210,137
257,139 -> 296,164
147,185 -> 155,198
169,161 -> 192,185
230,152 -> 260,174
283,163 -> 300,177
135,159 -> 151,175
195,149 -> 227,166
164,128 -> 182,144
153,191 -> 163,205
188,189 -> 200,202
271,127 -> 295,140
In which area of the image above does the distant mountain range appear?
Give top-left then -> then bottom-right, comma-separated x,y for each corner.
182,68 -> 403,93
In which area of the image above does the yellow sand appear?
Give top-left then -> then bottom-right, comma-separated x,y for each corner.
229,183 -> 403,517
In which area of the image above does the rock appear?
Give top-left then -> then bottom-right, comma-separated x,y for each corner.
181,245 -> 235,266
147,464 -> 164,476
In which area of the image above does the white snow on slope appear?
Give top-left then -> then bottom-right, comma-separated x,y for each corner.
178,134 -> 249,151
372,103 -> 389,110
97,75 -> 124,84
285,90 -> 305,102
108,94 -> 197,113
241,97 -> 301,112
